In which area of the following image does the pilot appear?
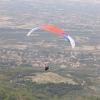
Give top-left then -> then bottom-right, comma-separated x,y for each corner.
45,65 -> 49,71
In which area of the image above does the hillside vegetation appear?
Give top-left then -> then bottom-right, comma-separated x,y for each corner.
0,66 -> 100,100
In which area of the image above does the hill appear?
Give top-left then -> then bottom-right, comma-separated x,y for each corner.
25,72 -> 77,84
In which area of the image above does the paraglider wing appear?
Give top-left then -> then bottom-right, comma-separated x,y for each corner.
27,25 -> 75,48
41,25 -> 65,37
62,34 -> 75,48
27,27 -> 39,37
27,26 -> 64,37
67,35 -> 75,48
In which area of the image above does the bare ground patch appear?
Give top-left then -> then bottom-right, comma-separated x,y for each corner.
82,45 -> 95,50
25,72 -> 77,85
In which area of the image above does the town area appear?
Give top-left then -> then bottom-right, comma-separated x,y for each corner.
0,30 -> 100,70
